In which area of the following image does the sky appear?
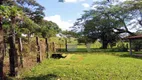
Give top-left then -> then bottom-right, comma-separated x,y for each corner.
36,0 -> 96,30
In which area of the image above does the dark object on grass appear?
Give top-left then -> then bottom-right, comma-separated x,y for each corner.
51,54 -> 66,59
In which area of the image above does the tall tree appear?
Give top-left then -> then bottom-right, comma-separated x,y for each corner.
40,20 -> 61,38
0,3 -> 9,79
2,0 -> 45,43
73,1 -> 133,48
15,0 -> 45,23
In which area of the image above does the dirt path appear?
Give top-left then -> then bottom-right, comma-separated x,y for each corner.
64,54 -> 74,59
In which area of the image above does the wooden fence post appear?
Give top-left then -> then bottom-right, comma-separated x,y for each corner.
45,38 -> 50,58
60,44 -> 62,52
18,38 -> 23,67
3,36 -> 7,56
36,37 -> 41,63
52,42 -> 56,53
65,38 -> 67,52
129,39 -> 132,56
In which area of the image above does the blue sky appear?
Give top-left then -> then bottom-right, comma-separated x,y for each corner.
36,0 -> 139,32
37,0 -> 96,30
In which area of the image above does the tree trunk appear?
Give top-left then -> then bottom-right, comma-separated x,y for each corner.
9,16 -> 18,76
0,16 -> 4,80
102,40 -> 108,49
9,35 -> 18,76
36,37 -> 41,63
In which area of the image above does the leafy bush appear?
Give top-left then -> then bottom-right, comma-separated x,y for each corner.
30,39 -> 37,52
132,40 -> 142,51
116,41 -> 128,52
22,44 -> 30,56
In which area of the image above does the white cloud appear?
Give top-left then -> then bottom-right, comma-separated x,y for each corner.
44,15 -> 73,30
65,0 -> 85,3
91,5 -> 97,10
65,0 -> 77,2
82,3 -> 90,8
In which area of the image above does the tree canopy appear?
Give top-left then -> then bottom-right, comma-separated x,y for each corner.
40,20 -> 61,38
73,0 -> 142,49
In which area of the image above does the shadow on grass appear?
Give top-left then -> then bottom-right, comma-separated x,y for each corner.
116,52 -> 142,60
23,74 -> 59,80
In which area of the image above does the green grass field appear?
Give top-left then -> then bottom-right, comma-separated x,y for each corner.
21,52 -> 142,80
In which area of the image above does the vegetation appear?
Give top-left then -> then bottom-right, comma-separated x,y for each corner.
73,0 -> 142,48
21,52 -> 142,80
0,0 -> 61,79
1,0 -> 142,79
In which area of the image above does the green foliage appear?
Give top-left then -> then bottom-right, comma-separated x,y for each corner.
0,0 -> 46,39
0,5 -> 22,17
0,5 -> 25,39
22,44 -> 30,57
61,30 -> 79,38
132,40 -> 142,51
14,0 -> 45,23
21,16 -> 40,36
30,38 -> 37,52
77,36 -> 93,44
116,41 -> 128,52
40,20 -> 61,38
131,31 -> 142,51
73,0 -> 142,49
0,5 -> 10,17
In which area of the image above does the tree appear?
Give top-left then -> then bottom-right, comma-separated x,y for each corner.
75,2 -> 118,49
3,0 -> 45,24
21,16 -> 40,43
0,4 -> 11,79
0,0 -> 46,78
0,4 -> 5,80
40,20 -> 61,38
0,4 -> 41,77
10,0 -> 45,43
0,4 -> 22,78
107,0 -> 142,34
7,6 -> 24,76
83,13 -> 119,49
73,1 -> 132,49
61,30 -> 79,38
2,0 -> 45,41
123,0 -> 142,28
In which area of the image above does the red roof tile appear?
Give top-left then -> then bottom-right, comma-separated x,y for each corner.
126,35 -> 142,39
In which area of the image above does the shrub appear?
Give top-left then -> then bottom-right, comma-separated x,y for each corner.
116,41 -> 128,52
132,40 -> 142,51
22,44 -> 30,56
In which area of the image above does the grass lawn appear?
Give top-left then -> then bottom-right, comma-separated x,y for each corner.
21,52 -> 142,80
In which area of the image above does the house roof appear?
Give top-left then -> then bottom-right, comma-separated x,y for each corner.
126,35 -> 142,39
